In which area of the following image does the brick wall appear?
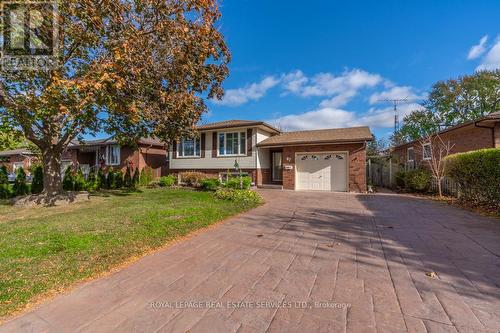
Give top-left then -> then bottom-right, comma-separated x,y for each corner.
392,123 -> 496,167
256,168 -> 271,185
281,143 -> 367,192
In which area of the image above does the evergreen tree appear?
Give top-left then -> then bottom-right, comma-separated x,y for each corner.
87,169 -> 96,190
13,167 -> 28,196
96,168 -> 106,190
31,166 -> 44,194
132,167 -> 140,186
124,166 -> 132,188
0,165 -> 8,184
62,166 -> 74,191
106,168 -> 115,189
114,170 -> 124,189
74,167 -> 86,191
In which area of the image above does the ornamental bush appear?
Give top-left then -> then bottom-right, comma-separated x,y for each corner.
139,167 -> 154,186
124,166 -> 133,188
132,167 -> 140,186
200,178 -> 221,191
31,165 -> 44,194
114,170 -> 124,189
0,184 -> 11,199
62,166 -> 74,191
179,171 -> 207,187
445,148 -> 500,209
159,175 -> 177,187
96,168 -> 106,190
394,169 -> 431,192
0,165 -> 8,184
13,167 -> 28,196
224,176 -> 252,190
214,188 -> 263,206
74,167 -> 87,191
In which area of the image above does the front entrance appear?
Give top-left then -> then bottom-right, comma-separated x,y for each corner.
272,152 -> 283,182
296,152 -> 348,192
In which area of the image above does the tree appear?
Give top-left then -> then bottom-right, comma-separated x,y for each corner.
392,109 -> 442,144
0,1 -> 230,200
74,167 -> 86,191
367,136 -> 389,156
13,168 -> 28,196
124,166 -> 132,188
132,167 -> 140,186
31,166 -> 44,194
418,134 -> 455,198
62,167 -> 74,191
96,169 -> 106,190
0,166 -> 8,184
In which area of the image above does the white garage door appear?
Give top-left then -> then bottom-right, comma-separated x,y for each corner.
296,153 -> 348,192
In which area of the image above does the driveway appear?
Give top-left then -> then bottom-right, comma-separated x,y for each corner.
1,190 -> 499,332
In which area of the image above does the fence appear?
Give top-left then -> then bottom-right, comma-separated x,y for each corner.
430,177 -> 459,196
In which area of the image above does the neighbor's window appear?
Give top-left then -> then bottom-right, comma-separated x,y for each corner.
422,143 -> 432,160
105,145 -> 121,165
218,132 -> 246,156
407,147 -> 414,162
178,138 -> 200,157
12,162 -> 24,172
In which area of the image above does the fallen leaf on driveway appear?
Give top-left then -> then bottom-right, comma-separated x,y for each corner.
426,271 -> 438,278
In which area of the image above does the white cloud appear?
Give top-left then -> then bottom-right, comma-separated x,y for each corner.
368,86 -> 424,105
477,38 -> 500,70
468,35 -> 488,60
214,76 -> 279,106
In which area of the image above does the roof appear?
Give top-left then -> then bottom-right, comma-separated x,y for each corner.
196,120 -> 280,133
69,137 -> 165,148
393,111 -> 500,150
0,148 -> 34,157
257,126 -> 373,147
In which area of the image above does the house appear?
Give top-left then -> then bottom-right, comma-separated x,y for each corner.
64,137 -> 168,178
0,138 -> 168,179
391,111 -> 500,169
168,120 -> 373,192
0,148 -> 37,174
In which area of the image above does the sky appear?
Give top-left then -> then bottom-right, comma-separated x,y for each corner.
202,0 -> 500,139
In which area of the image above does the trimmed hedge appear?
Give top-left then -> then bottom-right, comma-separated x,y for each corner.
445,148 -> 500,209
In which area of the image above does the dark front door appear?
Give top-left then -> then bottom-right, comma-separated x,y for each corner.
272,152 -> 283,182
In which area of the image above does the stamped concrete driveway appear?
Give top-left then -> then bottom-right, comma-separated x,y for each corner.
1,190 -> 500,333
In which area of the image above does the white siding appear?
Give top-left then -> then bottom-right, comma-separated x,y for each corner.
170,127 -> 274,170
256,129 -> 272,169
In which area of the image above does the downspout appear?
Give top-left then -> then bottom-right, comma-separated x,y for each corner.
473,121 -> 495,147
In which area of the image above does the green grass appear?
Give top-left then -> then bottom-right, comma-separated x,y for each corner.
0,188 -> 260,319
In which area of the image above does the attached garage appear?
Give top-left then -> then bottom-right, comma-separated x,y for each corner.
257,126 -> 372,193
296,152 -> 348,192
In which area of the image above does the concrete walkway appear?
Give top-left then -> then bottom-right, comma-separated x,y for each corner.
1,190 -> 500,332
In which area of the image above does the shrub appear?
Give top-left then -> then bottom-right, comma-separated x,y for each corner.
106,168 -> 115,189
139,167 -> 154,186
132,167 -> 140,186
96,168 -> 106,190
445,148 -> 500,209
0,165 -> 8,184
201,178 -> 221,191
405,169 -> 431,192
214,188 -> 263,206
224,176 -> 252,190
179,171 -> 207,187
159,175 -> 177,187
147,180 -> 161,188
31,165 -> 44,194
114,170 -> 124,189
124,166 -> 133,188
395,171 -> 406,188
74,167 -> 87,191
0,184 -> 11,199
13,167 -> 28,196
62,166 -> 74,191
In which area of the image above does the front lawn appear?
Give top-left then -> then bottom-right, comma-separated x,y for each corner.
0,188 -> 260,319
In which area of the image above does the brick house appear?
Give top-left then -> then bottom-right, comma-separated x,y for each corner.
168,120 -> 373,192
0,138 -> 168,179
391,111 -> 500,169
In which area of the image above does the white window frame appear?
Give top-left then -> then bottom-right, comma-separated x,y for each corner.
407,147 -> 414,162
218,131 -> 246,156
12,162 -> 24,172
105,145 -> 121,165
177,138 -> 201,158
422,143 -> 432,161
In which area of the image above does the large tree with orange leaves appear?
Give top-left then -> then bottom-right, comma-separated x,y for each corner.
0,0 -> 230,197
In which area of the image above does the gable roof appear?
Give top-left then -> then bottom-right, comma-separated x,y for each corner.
69,137 -> 165,148
196,120 -> 280,133
0,148 -> 34,157
257,126 -> 373,147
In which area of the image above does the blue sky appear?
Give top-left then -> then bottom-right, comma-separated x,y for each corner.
203,0 -> 500,138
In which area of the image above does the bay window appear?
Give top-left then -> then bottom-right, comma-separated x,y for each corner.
177,138 -> 200,157
218,132 -> 246,156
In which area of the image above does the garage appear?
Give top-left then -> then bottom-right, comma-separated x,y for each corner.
295,152 -> 348,192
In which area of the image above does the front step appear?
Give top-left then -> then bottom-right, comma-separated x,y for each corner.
257,184 -> 284,190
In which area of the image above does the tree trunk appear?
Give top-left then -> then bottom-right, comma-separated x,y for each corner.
42,148 -> 63,197
437,178 -> 443,198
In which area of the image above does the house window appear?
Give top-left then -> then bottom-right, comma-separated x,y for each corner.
422,143 -> 432,160
12,162 -> 24,172
407,147 -> 414,162
177,138 -> 200,157
218,132 -> 246,156
105,145 -> 120,165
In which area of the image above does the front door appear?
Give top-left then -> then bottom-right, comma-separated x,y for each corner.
272,152 -> 283,181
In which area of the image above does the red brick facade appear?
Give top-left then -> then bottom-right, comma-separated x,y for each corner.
392,122 -> 499,168
281,143 -> 367,192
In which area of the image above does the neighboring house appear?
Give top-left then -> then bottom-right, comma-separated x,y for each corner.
0,148 -> 37,175
168,120 -> 373,192
391,111 -> 500,169
65,137 -> 168,178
